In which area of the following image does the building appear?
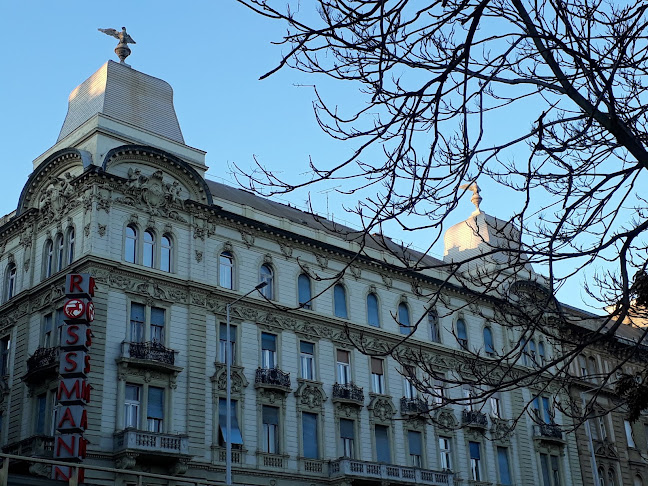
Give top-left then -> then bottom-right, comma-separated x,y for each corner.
0,48 -> 643,486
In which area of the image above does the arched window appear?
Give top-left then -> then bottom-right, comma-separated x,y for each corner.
55,234 -> 64,272
634,475 -> 643,486
521,338 -> 529,365
66,227 -> 75,265
334,284 -> 348,318
44,239 -> 53,278
456,318 -> 468,348
367,293 -> 380,327
588,357 -> 598,382
260,264 -> 274,299
398,303 -> 411,335
143,230 -> 155,268
483,327 -> 494,356
125,225 -> 137,263
219,252 -> 235,289
160,234 -> 172,272
5,264 -> 16,301
529,340 -> 537,362
608,469 -> 617,486
429,309 -> 440,343
298,274 -> 312,309
538,341 -> 546,362
597,468 -> 605,486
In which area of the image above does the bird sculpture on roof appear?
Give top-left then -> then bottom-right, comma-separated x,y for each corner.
98,26 -> 136,64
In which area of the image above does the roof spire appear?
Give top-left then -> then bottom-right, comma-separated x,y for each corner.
98,26 -> 136,64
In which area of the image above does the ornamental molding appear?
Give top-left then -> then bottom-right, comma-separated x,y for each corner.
212,364 -> 249,398
368,394 -> 396,423
294,379 -> 328,411
279,242 -> 293,259
435,409 -> 458,430
256,388 -> 286,406
315,253 -> 328,269
334,402 -> 361,420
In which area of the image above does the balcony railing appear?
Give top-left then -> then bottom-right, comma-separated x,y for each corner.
2,435 -> 54,457
462,409 -> 488,428
128,341 -> 175,365
332,383 -> 365,405
114,429 -> 189,456
401,397 -> 428,415
255,367 -> 291,390
534,423 -> 564,442
329,458 -> 452,485
24,347 -> 59,383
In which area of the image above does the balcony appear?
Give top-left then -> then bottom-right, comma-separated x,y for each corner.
117,341 -> 182,374
23,347 -> 59,384
401,397 -> 428,416
2,435 -> 54,458
212,445 -> 244,465
254,367 -> 291,392
329,459 -> 452,485
533,423 -> 565,444
114,429 -> 190,459
332,383 -> 365,406
462,409 -> 488,429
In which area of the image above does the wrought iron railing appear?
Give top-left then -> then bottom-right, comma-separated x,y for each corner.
255,367 -> 291,388
535,423 -> 563,440
26,347 -> 59,374
333,382 -> 365,403
129,341 -> 175,365
462,409 -> 488,428
401,397 -> 428,415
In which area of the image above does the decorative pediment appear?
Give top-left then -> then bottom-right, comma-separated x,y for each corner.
294,380 -> 328,411
594,439 -> 619,459
211,364 -> 249,398
368,395 -> 396,423
435,409 -> 458,430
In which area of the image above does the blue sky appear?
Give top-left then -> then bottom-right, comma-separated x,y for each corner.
1,1 -> 605,311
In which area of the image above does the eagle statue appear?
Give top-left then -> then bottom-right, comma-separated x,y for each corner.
98,27 -> 136,63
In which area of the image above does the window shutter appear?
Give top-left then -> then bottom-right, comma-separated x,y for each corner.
150,307 -> 165,326
469,441 -> 481,460
147,387 -> 164,419
261,333 -> 276,352
340,419 -> 354,439
408,431 -> 422,455
300,341 -> 314,354
262,406 -> 279,425
337,350 -> 350,363
371,358 -> 383,374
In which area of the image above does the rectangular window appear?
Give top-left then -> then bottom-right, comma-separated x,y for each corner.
340,418 -> 355,458
0,336 -> 9,376
490,396 -> 501,418
150,307 -> 165,343
35,393 -> 47,435
408,430 -> 422,467
42,313 -> 53,347
497,447 -> 512,485
55,308 -> 65,344
302,412 -> 318,459
262,405 -> 279,453
469,441 -> 481,481
439,436 -> 452,470
130,303 -> 145,343
550,454 -> 561,486
336,350 -> 350,385
403,366 -> 416,399
218,398 -> 243,447
300,341 -> 315,380
625,420 -> 636,448
261,333 -> 277,369
124,384 -> 141,429
375,425 -> 391,463
464,387 -> 476,411
540,453 -> 561,486
433,381 -> 446,405
371,358 -> 385,394
219,323 -> 236,364
542,397 -> 553,424
540,453 -> 551,486
147,386 -> 164,433
598,417 -> 607,440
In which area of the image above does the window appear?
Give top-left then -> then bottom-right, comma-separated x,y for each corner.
160,235 -> 172,272
334,284 -> 348,318
588,357 -> 598,382
439,436 -> 452,470
42,314 -> 53,348
260,264 -> 274,299
262,405 -> 279,453
538,341 -> 546,362
371,358 -> 385,394
340,419 -> 355,458
219,323 -> 236,364
408,430 -> 422,467
464,387 -> 477,411
4,264 -> 16,301
147,386 -> 164,432
608,468 -> 617,486
542,396 -> 553,424
219,252 -> 234,289
261,333 -> 277,369
298,274 -> 312,309
336,350 -> 351,384
218,398 -> 243,447
456,318 -> 467,348
429,309 -> 440,342
35,391 -> 57,436
300,341 -> 315,380
433,381 -> 446,405
578,355 -> 588,377
124,384 -> 141,428
398,303 -> 411,335
469,441 -> 482,481
44,239 -> 54,278
367,293 -> 380,327
497,447 -> 512,485
56,234 -> 64,272
66,227 -> 75,265
125,225 -> 137,263
403,366 -> 417,399
375,425 -> 391,463
483,327 -> 494,356
540,453 -> 562,486
634,475 -> 643,486
302,412 -> 318,459
625,420 -> 636,448
35,393 -> 48,435
130,303 -> 165,343
143,231 -> 155,268
490,395 -> 502,418
598,467 -> 606,486
529,339 -> 537,363
0,336 -> 10,377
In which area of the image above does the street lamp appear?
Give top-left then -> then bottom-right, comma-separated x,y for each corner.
226,281 -> 267,486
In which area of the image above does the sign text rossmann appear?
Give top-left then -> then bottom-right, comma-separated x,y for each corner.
52,273 -> 95,482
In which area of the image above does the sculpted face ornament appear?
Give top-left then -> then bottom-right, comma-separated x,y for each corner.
98,26 -> 136,64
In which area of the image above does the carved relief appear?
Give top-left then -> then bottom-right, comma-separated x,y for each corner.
368,395 -> 396,423
315,253 -> 328,269
279,242 -> 293,259
84,224 -> 91,237
240,230 -> 255,248
349,264 -> 361,279
195,250 -> 203,263
334,402 -> 361,419
294,380 -> 328,411
98,224 -> 107,237
212,365 -> 249,398
115,169 -> 187,222
435,409 -> 458,430
38,172 -> 77,221
381,274 -> 393,288
411,281 -> 423,297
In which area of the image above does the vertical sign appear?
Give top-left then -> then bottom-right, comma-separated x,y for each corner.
52,274 -> 95,482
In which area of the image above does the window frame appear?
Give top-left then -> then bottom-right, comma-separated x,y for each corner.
336,349 -> 351,385
339,418 -> 356,458
43,239 -> 54,279
261,332 -> 278,369
4,263 -> 16,302
483,326 -> 494,356
298,273 -> 312,309
371,357 -> 385,394
300,341 -> 315,380
301,411 -> 319,459
439,436 -> 452,470
124,224 -> 173,272
456,318 -> 468,349
333,283 -> 348,318
429,308 -> 440,343
219,322 -> 237,365
128,301 -> 168,345
66,227 -> 75,266
261,405 -> 280,454
398,302 -> 412,335
260,264 -> 274,300
468,441 -> 482,481
219,251 -> 235,290
374,424 -> 392,463
407,429 -> 423,468
367,292 -> 380,327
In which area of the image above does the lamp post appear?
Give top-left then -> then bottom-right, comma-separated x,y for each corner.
226,281 -> 267,486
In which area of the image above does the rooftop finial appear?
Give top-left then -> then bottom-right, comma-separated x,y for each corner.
98,26 -> 136,64
459,182 -> 482,215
